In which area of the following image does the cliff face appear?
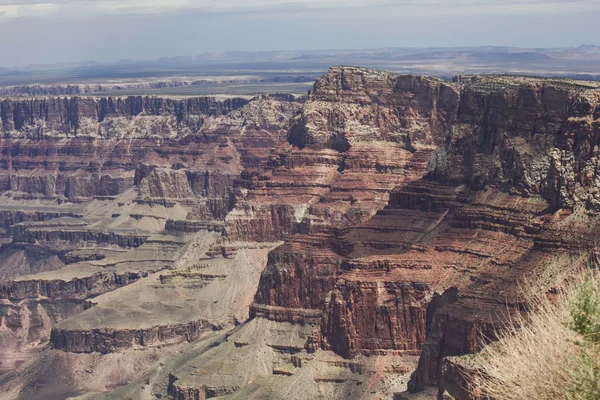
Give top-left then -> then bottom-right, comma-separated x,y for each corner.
0,93 -> 302,373
0,96 -> 248,138
248,68 -> 600,398
0,77 -> 313,97
290,67 -> 459,151
430,76 -> 600,210
1,68 -> 600,400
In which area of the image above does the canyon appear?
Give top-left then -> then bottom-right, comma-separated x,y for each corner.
0,66 -> 598,399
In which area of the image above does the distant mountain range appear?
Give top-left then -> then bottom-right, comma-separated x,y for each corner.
0,45 -> 599,90
4,45 -> 599,71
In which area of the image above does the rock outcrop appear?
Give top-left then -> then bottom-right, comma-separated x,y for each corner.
429,75 -> 600,210
0,77 -> 313,97
1,96 -> 248,138
50,319 -> 213,353
290,68 -> 459,150
247,68 -> 600,399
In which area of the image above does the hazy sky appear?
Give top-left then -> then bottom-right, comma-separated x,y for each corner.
0,0 -> 599,67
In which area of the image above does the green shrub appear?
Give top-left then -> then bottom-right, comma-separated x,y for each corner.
566,271 -> 600,400
568,271 -> 600,344
567,348 -> 600,400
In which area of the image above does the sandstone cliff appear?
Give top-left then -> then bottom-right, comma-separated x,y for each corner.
430,75 -> 600,210
290,67 -> 459,151
247,67 -> 600,399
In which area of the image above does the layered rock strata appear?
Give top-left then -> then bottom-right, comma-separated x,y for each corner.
1,67 -> 600,400
0,94 -> 302,374
247,68 -> 600,399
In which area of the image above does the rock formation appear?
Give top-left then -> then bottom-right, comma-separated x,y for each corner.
0,67 -> 599,399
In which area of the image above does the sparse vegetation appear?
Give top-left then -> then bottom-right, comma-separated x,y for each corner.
184,263 -> 211,272
464,75 -> 600,92
566,272 -> 600,400
469,268 -> 600,400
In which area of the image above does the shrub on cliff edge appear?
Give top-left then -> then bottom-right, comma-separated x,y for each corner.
566,272 -> 600,400
469,270 -> 600,400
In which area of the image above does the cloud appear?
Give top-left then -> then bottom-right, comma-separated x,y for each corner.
0,0 -> 597,19
0,0 -> 597,67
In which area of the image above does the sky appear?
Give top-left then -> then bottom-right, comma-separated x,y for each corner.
0,0 -> 599,67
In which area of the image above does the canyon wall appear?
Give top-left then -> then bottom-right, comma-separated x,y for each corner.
1,67 -> 599,399
1,96 -> 250,138
0,76 -> 313,97
247,68 -> 600,399
0,93 -> 302,375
